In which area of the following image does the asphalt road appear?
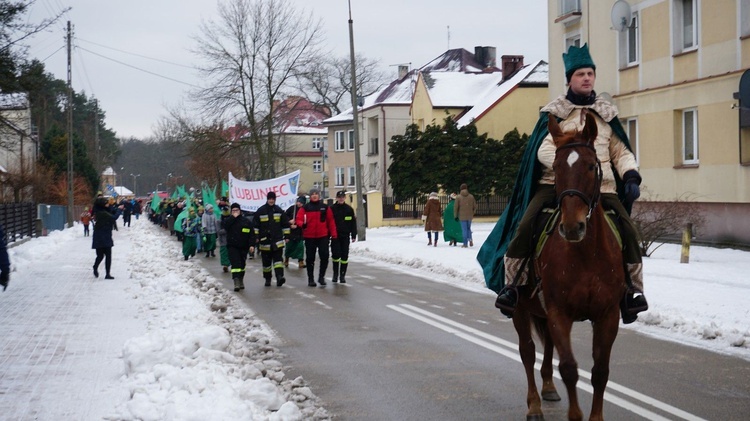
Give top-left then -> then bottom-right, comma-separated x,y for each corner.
199,253 -> 750,420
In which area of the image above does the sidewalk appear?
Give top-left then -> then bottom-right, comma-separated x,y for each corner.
0,220 -> 327,421
0,223 -> 143,419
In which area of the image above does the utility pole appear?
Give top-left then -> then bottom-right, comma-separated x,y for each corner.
348,0 -> 366,241
94,97 -> 100,177
66,20 -> 74,228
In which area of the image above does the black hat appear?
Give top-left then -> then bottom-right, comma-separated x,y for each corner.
336,190 -> 346,198
296,196 -> 307,205
267,191 -> 276,200
230,202 -> 241,210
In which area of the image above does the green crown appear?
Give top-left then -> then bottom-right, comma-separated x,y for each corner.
563,43 -> 596,80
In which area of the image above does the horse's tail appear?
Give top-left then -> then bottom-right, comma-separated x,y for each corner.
531,315 -> 548,346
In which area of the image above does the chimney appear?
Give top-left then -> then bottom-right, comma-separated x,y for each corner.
398,65 -> 409,79
501,55 -> 524,80
474,46 -> 497,69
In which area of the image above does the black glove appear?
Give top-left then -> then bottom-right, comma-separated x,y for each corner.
1,271 -> 9,291
623,170 -> 642,208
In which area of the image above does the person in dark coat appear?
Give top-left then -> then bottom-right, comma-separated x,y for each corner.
284,196 -> 306,268
222,203 -> 255,291
330,190 -> 356,283
254,191 -> 291,287
422,192 -> 443,247
296,188 -> 337,287
92,197 -> 119,279
0,223 -> 10,291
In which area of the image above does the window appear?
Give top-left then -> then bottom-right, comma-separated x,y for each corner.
623,117 -> 639,163
335,131 -> 345,151
368,163 -> 378,188
347,167 -> 356,186
674,0 -> 698,52
558,0 -> 581,15
335,167 -> 345,187
624,14 -> 639,65
565,34 -> 580,50
312,137 -> 322,150
347,130 -> 355,151
682,109 -> 698,164
368,137 -> 379,155
742,0 -> 750,38
312,160 -> 322,173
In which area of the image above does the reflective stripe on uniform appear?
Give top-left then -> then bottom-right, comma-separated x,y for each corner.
344,216 -> 353,220
231,268 -> 245,273
242,228 -> 250,233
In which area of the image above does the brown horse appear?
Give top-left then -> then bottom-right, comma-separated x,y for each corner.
512,112 -> 624,421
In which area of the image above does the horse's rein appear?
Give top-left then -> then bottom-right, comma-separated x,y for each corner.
554,142 -> 603,220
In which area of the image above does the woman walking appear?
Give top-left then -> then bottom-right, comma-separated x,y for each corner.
92,197 -> 119,279
422,192 -> 443,247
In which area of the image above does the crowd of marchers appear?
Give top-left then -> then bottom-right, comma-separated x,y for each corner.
144,188 -> 358,292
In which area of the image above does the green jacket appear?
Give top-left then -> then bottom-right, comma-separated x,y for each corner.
476,108 -> 633,293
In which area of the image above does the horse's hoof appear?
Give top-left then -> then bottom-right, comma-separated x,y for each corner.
542,390 -> 561,401
526,414 -> 545,421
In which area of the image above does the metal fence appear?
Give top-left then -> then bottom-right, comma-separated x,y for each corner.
382,195 -> 509,219
0,203 -> 37,244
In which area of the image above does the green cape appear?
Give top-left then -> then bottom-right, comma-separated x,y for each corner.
476,111 -> 633,293
442,200 -> 463,243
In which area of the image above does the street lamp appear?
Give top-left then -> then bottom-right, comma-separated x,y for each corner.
130,173 -> 140,197
118,166 -> 125,196
155,183 -> 162,195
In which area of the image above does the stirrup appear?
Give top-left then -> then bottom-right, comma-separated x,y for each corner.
494,287 -> 517,318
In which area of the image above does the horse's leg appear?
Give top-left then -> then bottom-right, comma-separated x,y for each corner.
547,311 -> 583,421
513,306 -> 544,420
538,317 -> 561,402
588,310 -> 620,421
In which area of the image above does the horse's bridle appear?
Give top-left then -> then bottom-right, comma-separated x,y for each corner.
554,142 -> 603,221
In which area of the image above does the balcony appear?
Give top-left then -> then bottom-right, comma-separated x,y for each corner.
555,0 -> 582,24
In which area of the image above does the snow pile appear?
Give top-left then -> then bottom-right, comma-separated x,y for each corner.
105,222 -> 330,421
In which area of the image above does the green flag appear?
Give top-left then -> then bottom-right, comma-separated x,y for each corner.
176,185 -> 186,199
171,189 -> 179,200
202,184 -> 220,215
173,208 -> 187,233
150,191 -> 161,212
221,180 -> 229,198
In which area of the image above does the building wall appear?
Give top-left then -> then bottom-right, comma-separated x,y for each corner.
547,0 -> 750,245
278,132 -> 325,196
360,105 -> 412,196
472,86 -> 549,138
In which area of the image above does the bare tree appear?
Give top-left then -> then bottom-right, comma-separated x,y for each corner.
192,0 -> 324,180
296,54 -> 388,115
631,190 -> 707,257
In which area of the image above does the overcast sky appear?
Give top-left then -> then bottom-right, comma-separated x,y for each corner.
26,0 -> 548,139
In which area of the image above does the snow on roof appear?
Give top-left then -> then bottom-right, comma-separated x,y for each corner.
283,125 -> 328,135
0,92 -> 29,109
421,71 -> 506,108
456,60 -> 549,127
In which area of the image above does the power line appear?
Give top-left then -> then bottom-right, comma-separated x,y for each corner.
77,38 -> 197,69
40,45 -> 64,62
73,45 -> 95,95
76,46 -> 201,88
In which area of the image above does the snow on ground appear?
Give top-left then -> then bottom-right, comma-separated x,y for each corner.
350,222 -> 750,361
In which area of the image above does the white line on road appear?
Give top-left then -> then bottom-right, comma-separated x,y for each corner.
388,303 -> 707,421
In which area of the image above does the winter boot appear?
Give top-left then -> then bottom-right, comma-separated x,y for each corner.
284,257 -> 289,267
211,250 -> 215,257
233,278 -> 241,292
307,263 -> 316,287
274,265 -> 285,287
264,276 -> 272,287
621,263 -> 648,324
239,276 -> 245,290
277,277 -> 286,287
93,265 -> 99,278
494,256 -> 530,318
318,260 -> 328,286
332,261 -> 340,283
298,260 -> 305,268
339,263 -> 348,284
223,266 -> 228,273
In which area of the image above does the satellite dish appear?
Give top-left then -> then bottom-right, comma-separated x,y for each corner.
611,0 -> 632,32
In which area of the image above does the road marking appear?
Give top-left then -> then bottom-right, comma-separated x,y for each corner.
388,303 -> 707,421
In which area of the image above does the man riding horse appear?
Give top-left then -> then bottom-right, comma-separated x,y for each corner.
478,43 -> 648,323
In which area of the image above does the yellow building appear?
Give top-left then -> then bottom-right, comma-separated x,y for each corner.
548,0 -> 750,246
325,47 -> 549,198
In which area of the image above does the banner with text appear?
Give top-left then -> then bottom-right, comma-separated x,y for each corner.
228,170 -> 301,212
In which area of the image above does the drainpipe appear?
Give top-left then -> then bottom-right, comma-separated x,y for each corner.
382,105 -> 387,195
